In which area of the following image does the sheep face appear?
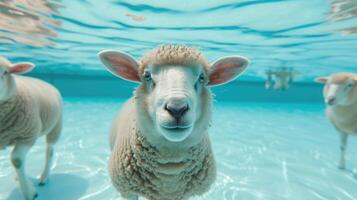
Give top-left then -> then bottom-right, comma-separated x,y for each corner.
99,46 -> 249,143
315,73 -> 357,106
0,56 -> 35,100
139,64 -> 205,142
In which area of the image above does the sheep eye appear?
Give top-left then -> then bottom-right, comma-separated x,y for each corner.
2,71 -> 8,77
198,73 -> 205,84
195,73 -> 205,90
143,71 -> 152,82
347,83 -> 353,88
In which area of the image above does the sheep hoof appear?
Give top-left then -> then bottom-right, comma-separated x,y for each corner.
38,178 -> 47,186
39,174 -> 49,186
338,165 -> 345,170
38,181 -> 46,186
23,188 -> 38,200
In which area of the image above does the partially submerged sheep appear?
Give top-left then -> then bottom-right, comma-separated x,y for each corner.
315,73 -> 357,169
98,45 -> 249,200
0,56 -> 62,200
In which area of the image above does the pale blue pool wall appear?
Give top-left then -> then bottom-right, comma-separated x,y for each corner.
29,73 -> 324,103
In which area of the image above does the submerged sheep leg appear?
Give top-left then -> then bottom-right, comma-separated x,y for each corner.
39,119 -> 62,185
11,143 -> 37,200
39,143 -> 54,185
339,133 -> 348,169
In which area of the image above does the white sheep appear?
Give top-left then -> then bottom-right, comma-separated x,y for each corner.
315,73 -> 357,169
98,45 -> 249,200
265,68 -> 297,90
0,56 -> 63,200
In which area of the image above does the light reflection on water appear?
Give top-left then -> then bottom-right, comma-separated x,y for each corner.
329,0 -> 357,35
0,0 -> 356,80
0,0 -> 62,47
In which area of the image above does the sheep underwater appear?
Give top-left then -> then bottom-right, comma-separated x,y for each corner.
0,56 -> 63,200
98,45 -> 249,200
315,73 -> 357,169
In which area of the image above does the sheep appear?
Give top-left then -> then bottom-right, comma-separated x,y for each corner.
0,56 -> 63,200
273,70 -> 293,90
315,73 -> 357,169
98,45 -> 249,200
265,67 -> 297,90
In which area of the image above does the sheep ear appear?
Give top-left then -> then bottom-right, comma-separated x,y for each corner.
208,56 -> 249,86
98,50 -> 140,83
9,62 -> 35,74
314,76 -> 329,84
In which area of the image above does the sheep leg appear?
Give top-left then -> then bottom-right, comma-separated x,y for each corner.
39,121 -> 61,185
11,143 -> 38,200
338,132 -> 348,169
39,143 -> 54,185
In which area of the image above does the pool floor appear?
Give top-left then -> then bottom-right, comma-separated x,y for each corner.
0,98 -> 357,200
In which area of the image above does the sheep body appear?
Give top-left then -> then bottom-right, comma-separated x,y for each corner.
99,45 -> 249,200
109,99 -> 216,200
0,56 -> 62,200
326,101 -> 357,135
0,76 -> 62,147
316,73 -> 357,169
323,73 -> 357,135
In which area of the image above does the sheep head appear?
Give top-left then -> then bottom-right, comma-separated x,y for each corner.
315,73 -> 357,106
98,45 -> 249,143
0,56 -> 35,101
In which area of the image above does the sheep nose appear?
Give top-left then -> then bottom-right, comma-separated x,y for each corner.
165,102 -> 189,120
326,97 -> 336,105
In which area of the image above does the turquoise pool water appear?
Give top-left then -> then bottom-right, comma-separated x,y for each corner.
1,0 -> 357,200
0,98 -> 356,200
0,0 -> 357,82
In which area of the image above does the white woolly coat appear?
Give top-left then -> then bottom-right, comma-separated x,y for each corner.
326,102 -> 357,135
0,76 -> 62,148
108,97 -> 216,200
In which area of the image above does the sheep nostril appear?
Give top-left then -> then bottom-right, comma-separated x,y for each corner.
165,104 -> 189,120
326,97 -> 336,105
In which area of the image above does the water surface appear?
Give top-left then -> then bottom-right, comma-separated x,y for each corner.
1,0 -> 357,81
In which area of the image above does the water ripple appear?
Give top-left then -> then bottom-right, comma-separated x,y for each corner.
0,0 -> 357,82
115,1 -> 183,14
